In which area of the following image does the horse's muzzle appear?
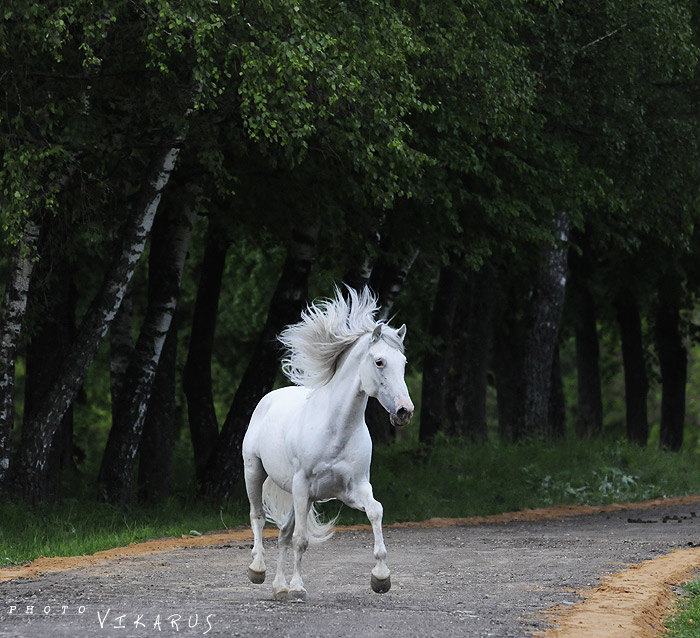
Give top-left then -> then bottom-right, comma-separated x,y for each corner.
390,406 -> 413,427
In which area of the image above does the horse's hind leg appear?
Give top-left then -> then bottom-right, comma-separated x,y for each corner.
272,508 -> 294,600
244,457 -> 267,584
356,481 -> 391,593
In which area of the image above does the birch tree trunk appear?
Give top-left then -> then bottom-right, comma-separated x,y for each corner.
138,311 -> 179,502
24,248 -> 78,496
109,284 -> 134,424
183,221 -> 230,484
14,142 -> 184,501
0,218 -> 41,487
99,204 -> 197,504
201,225 -> 318,499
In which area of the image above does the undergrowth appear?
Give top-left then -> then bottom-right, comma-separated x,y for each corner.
328,434 -> 700,525
2,435 -> 699,566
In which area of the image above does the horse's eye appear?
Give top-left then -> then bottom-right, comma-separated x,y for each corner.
375,358 -> 386,369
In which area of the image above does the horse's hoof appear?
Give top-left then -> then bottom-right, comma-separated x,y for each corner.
272,588 -> 288,601
248,568 -> 266,584
371,574 -> 391,594
287,588 -> 308,602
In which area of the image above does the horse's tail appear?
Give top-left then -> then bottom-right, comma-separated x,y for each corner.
262,478 -> 337,544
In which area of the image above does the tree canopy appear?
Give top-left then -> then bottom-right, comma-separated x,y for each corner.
1,0 -> 700,503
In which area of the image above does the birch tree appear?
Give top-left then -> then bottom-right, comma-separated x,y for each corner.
14,133 -> 191,501
99,202 -> 197,504
0,218 -> 41,485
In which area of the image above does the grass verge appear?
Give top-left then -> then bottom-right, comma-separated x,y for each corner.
0,497 -> 250,567
665,580 -> 700,637
2,435 -> 699,566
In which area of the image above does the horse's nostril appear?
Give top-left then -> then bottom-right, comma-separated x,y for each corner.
397,408 -> 408,418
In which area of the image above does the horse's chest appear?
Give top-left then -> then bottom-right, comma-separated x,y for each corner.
307,460 -> 357,500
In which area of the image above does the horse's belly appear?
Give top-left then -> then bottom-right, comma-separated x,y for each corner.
305,457 -> 365,503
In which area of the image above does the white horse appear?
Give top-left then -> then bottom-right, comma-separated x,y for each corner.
242,287 -> 414,601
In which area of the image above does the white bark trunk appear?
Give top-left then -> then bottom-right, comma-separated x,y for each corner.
0,220 -> 41,484
99,204 -> 198,503
16,140 -> 186,499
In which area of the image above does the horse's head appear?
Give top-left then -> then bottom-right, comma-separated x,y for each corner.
360,323 -> 414,427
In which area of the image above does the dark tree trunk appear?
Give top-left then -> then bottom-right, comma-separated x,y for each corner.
419,265 -> 461,444
548,344 -> 566,438
0,217 -> 41,487
615,290 -> 649,446
655,281 -> 686,451
494,214 -> 569,442
137,206 -> 190,502
493,304 -> 525,443
15,142 -> 185,501
343,219 -> 383,292
447,267 -> 493,441
23,251 -> 78,497
373,248 -> 419,323
201,226 -> 318,499
520,213 -> 570,438
183,222 -> 230,483
138,311 -> 179,502
364,246 -> 419,443
573,279 -> 603,438
110,284 -> 134,424
99,203 -> 196,504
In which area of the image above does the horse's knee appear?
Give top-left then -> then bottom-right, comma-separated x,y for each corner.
293,533 -> 309,554
250,504 -> 264,518
366,499 -> 383,523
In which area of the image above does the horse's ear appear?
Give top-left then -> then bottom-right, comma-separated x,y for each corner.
397,324 -> 407,342
371,323 -> 383,343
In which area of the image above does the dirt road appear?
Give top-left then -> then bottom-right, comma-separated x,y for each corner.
0,497 -> 698,637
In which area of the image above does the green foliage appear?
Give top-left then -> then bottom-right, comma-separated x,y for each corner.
2,0 -> 700,518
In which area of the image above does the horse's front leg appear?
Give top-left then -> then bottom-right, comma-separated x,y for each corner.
357,481 -> 391,593
288,474 -> 312,601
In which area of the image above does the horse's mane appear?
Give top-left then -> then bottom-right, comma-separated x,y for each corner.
279,286 -> 383,388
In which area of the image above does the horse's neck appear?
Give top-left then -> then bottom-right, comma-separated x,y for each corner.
313,336 -> 368,434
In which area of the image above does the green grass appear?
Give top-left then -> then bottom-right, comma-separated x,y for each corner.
0,497 -> 250,566
2,435 -> 700,567
330,434 -> 700,524
665,580 -> 700,637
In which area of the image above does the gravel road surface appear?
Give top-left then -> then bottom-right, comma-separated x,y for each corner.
0,498 -> 698,637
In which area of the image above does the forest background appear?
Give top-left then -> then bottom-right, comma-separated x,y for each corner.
2,0 -> 700,527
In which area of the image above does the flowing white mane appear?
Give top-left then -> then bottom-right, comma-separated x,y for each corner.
279,287 -> 388,388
